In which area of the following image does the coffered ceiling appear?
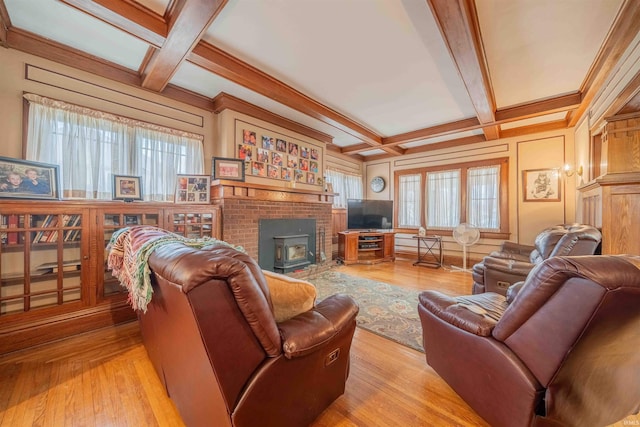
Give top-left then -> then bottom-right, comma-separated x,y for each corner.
1,0 -> 638,161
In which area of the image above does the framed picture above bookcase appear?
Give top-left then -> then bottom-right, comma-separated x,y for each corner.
235,120 -> 324,188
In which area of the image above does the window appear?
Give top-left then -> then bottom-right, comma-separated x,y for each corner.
24,94 -> 204,201
395,158 -> 508,235
467,165 -> 500,230
325,169 -> 363,208
426,170 -> 460,228
398,174 -> 421,227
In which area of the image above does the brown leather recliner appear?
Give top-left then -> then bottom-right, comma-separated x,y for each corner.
141,242 -> 359,427
472,223 -> 601,295
418,255 -> 640,427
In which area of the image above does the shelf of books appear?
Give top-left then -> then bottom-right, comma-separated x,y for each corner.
1,211 -> 85,316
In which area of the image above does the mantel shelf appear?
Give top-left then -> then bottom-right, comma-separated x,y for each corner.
211,179 -> 336,204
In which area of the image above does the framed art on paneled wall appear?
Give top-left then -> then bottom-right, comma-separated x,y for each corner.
235,120 -> 324,188
523,168 -> 560,202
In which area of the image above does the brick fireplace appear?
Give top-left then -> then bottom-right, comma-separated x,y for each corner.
211,180 -> 334,275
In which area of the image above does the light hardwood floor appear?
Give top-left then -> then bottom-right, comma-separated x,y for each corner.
0,258 -> 637,426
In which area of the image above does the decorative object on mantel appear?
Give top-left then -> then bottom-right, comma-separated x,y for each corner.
175,174 -> 210,204
112,174 -> 142,202
212,157 -> 245,182
418,226 -> 426,237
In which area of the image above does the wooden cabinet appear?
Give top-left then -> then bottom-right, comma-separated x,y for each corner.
0,200 -> 221,354
338,231 -> 395,265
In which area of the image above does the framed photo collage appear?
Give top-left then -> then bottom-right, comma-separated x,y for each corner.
237,124 -> 323,188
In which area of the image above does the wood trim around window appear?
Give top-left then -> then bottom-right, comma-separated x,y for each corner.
394,157 -> 509,238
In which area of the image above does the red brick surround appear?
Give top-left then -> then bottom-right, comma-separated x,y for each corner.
211,181 -> 334,274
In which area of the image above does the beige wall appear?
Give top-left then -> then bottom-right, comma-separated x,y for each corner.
0,47 -> 216,173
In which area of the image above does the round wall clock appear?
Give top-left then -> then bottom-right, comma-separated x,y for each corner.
370,176 -> 385,193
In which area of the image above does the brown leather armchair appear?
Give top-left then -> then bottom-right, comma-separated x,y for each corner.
140,242 -> 359,427
472,223 -> 601,295
418,255 -> 640,427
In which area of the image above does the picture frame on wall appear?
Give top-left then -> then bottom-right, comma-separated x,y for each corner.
112,174 -> 143,201
175,174 -> 210,204
0,156 -> 60,200
212,157 -> 245,182
523,168 -> 560,202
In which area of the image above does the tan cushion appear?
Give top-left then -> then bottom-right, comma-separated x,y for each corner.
262,270 -> 317,322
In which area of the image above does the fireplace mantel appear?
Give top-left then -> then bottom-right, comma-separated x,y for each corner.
211,179 -> 335,204
208,180 -> 334,273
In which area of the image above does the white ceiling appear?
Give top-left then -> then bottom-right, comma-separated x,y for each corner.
2,0 -> 633,159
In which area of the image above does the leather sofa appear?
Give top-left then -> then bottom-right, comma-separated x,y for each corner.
140,242 -> 359,427
472,223 -> 601,295
418,255 -> 640,427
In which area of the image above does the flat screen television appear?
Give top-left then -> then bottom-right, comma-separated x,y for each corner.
347,199 -> 393,230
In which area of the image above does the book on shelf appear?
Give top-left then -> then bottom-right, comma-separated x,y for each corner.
35,260 -> 81,274
7,214 -> 19,244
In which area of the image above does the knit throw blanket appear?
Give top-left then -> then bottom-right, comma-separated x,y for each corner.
106,226 -> 244,312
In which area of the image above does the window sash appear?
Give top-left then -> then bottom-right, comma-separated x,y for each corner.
467,165 -> 500,230
426,170 -> 460,228
398,174 -> 421,227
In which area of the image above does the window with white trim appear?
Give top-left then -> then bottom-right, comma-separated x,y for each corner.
395,158 -> 508,234
24,94 -> 204,201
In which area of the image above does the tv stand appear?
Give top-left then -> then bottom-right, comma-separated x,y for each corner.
338,231 -> 396,265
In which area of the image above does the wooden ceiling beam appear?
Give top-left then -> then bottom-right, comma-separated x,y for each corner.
0,0 -> 10,46
403,134 -> 486,155
568,0 -> 640,127
212,92 -> 334,144
141,0 -> 227,92
382,117 -> 480,147
427,0 -> 497,140
189,41 -> 383,146
496,92 -> 582,122
59,0 -> 167,47
499,119 -> 568,139
5,27 -> 214,111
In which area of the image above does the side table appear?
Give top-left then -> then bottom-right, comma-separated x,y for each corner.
413,235 -> 443,268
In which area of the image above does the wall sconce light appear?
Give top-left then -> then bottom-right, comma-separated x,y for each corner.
563,164 -> 583,178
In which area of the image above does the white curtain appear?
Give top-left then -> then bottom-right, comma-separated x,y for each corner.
467,165 -> 500,230
325,169 -> 363,208
426,170 -> 460,228
398,174 -> 421,227
25,94 -> 204,201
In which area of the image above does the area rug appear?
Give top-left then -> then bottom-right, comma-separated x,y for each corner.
308,271 -> 424,352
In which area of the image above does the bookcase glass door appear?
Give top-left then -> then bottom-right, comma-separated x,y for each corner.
1,212 -> 83,316
101,211 -> 160,297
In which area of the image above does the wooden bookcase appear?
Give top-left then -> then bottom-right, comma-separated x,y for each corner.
0,200 -> 221,355
338,231 -> 395,265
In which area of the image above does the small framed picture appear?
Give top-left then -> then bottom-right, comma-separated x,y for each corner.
0,156 -> 60,200
212,157 -> 245,182
112,175 -> 142,201
175,175 -> 210,204
523,168 -> 561,202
